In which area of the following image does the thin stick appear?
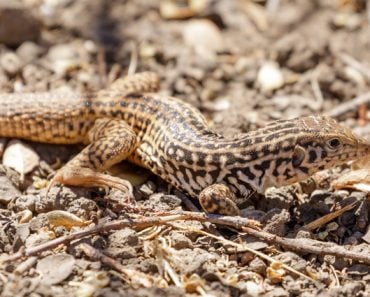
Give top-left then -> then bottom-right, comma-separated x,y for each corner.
79,243 -> 161,288
241,226 -> 370,264
325,92 -> 370,119
175,190 -> 201,212
338,53 -> 370,82
310,71 -> 324,109
173,225 -> 314,282
3,212 -> 370,265
1,213 -> 255,262
329,264 -> 340,287
97,47 -> 108,87
302,201 -> 358,231
127,42 -> 138,76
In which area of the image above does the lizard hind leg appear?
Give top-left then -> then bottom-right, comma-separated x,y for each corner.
46,118 -> 137,199
199,184 -> 240,216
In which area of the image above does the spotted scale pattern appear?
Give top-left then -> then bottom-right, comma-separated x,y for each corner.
0,72 -> 370,208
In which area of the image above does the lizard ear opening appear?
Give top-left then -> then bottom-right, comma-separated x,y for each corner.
292,145 -> 305,168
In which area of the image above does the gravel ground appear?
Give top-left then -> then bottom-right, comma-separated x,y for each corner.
0,1 -> 369,296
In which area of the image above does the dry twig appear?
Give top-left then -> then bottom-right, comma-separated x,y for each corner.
172,224 -> 314,282
1,213 -> 256,262
127,42 -> 138,76
241,226 -> 370,264
79,243 -> 163,288
2,212 -> 370,266
302,201 -> 358,231
97,47 -> 108,87
325,92 -> 370,119
338,52 -> 370,82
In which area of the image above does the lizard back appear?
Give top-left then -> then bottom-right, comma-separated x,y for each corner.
0,78 -> 369,200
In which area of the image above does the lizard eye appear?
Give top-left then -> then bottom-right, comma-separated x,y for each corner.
327,138 -> 341,150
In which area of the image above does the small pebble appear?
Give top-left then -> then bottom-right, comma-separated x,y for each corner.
332,12 -> 362,30
16,41 -> 43,64
295,230 -> 313,239
239,252 -> 255,265
84,40 -> 98,53
139,181 -> 156,196
47,44 -> 80,76
13,194 -> 36,212
248,257 -> 267,275
257,61 -> 284,92
183,19 -> 224,58
169,231 -> 193,249
0,174 -> 21,204
0,52 -> 22,76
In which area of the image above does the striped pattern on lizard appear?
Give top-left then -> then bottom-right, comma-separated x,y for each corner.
0,72 -> 369,215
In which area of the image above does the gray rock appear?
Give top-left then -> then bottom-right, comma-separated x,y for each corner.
36,254 -> 76,286
248,257 -> 267,275
0,52 -> 22,76
169,231 -> 193,249
13,194 -> 36,212
0,174 -> 20,205
0,3 -> 41,46
105,228 -> 139,258
263,208 -> 290,236
16,41 -> 43,64
47,43 -> 81,76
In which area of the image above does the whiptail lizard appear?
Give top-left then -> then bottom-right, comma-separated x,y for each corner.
0,72 -> 369,215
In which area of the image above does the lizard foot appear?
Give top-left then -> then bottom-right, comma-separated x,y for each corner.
199,184 -> 240,216
46,166 -> 134,201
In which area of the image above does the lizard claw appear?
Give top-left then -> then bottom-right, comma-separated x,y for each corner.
44,173 -> 59,198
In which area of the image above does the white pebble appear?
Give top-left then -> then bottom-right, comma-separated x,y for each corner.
257,61 -> 284,92
0,52 -> 22,76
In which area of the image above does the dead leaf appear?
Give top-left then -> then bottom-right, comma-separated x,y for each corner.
333,169 -> 370,193
241,1 -> 269,31
46,210 -> 91,229
331,155 -> 370,192
3,139 -> 39,179
33,176 -> 49,189
266,261 -> 285,284
74,271 -> 109,297
302,202 -> 358,231
160,0 -> 195,19
182,274 -> 206,294
36,254 -> 75,285
183,19 -> 224,58
17,209 -> 33,224
160,0 -> 208,19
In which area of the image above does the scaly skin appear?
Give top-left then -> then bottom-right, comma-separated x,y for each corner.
0,72 -> 369,215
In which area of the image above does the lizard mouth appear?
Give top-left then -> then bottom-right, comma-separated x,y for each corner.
356,138 -> 370,158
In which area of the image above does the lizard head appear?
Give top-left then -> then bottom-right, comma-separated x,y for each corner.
256,116 -> 370,191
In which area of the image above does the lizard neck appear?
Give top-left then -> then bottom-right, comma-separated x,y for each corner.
161,122 -> 300,197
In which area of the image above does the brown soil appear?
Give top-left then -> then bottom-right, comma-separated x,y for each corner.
0,1 -> 369,296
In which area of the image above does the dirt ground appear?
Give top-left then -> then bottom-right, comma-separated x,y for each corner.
0,0 -> 369,296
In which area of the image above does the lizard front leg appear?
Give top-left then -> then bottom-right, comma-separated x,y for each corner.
46,118 -> 137,198
107,72 -> 160,94
199,184 -> 240,216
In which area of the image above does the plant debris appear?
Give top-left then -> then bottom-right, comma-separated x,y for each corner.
0,1 -> 369,296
